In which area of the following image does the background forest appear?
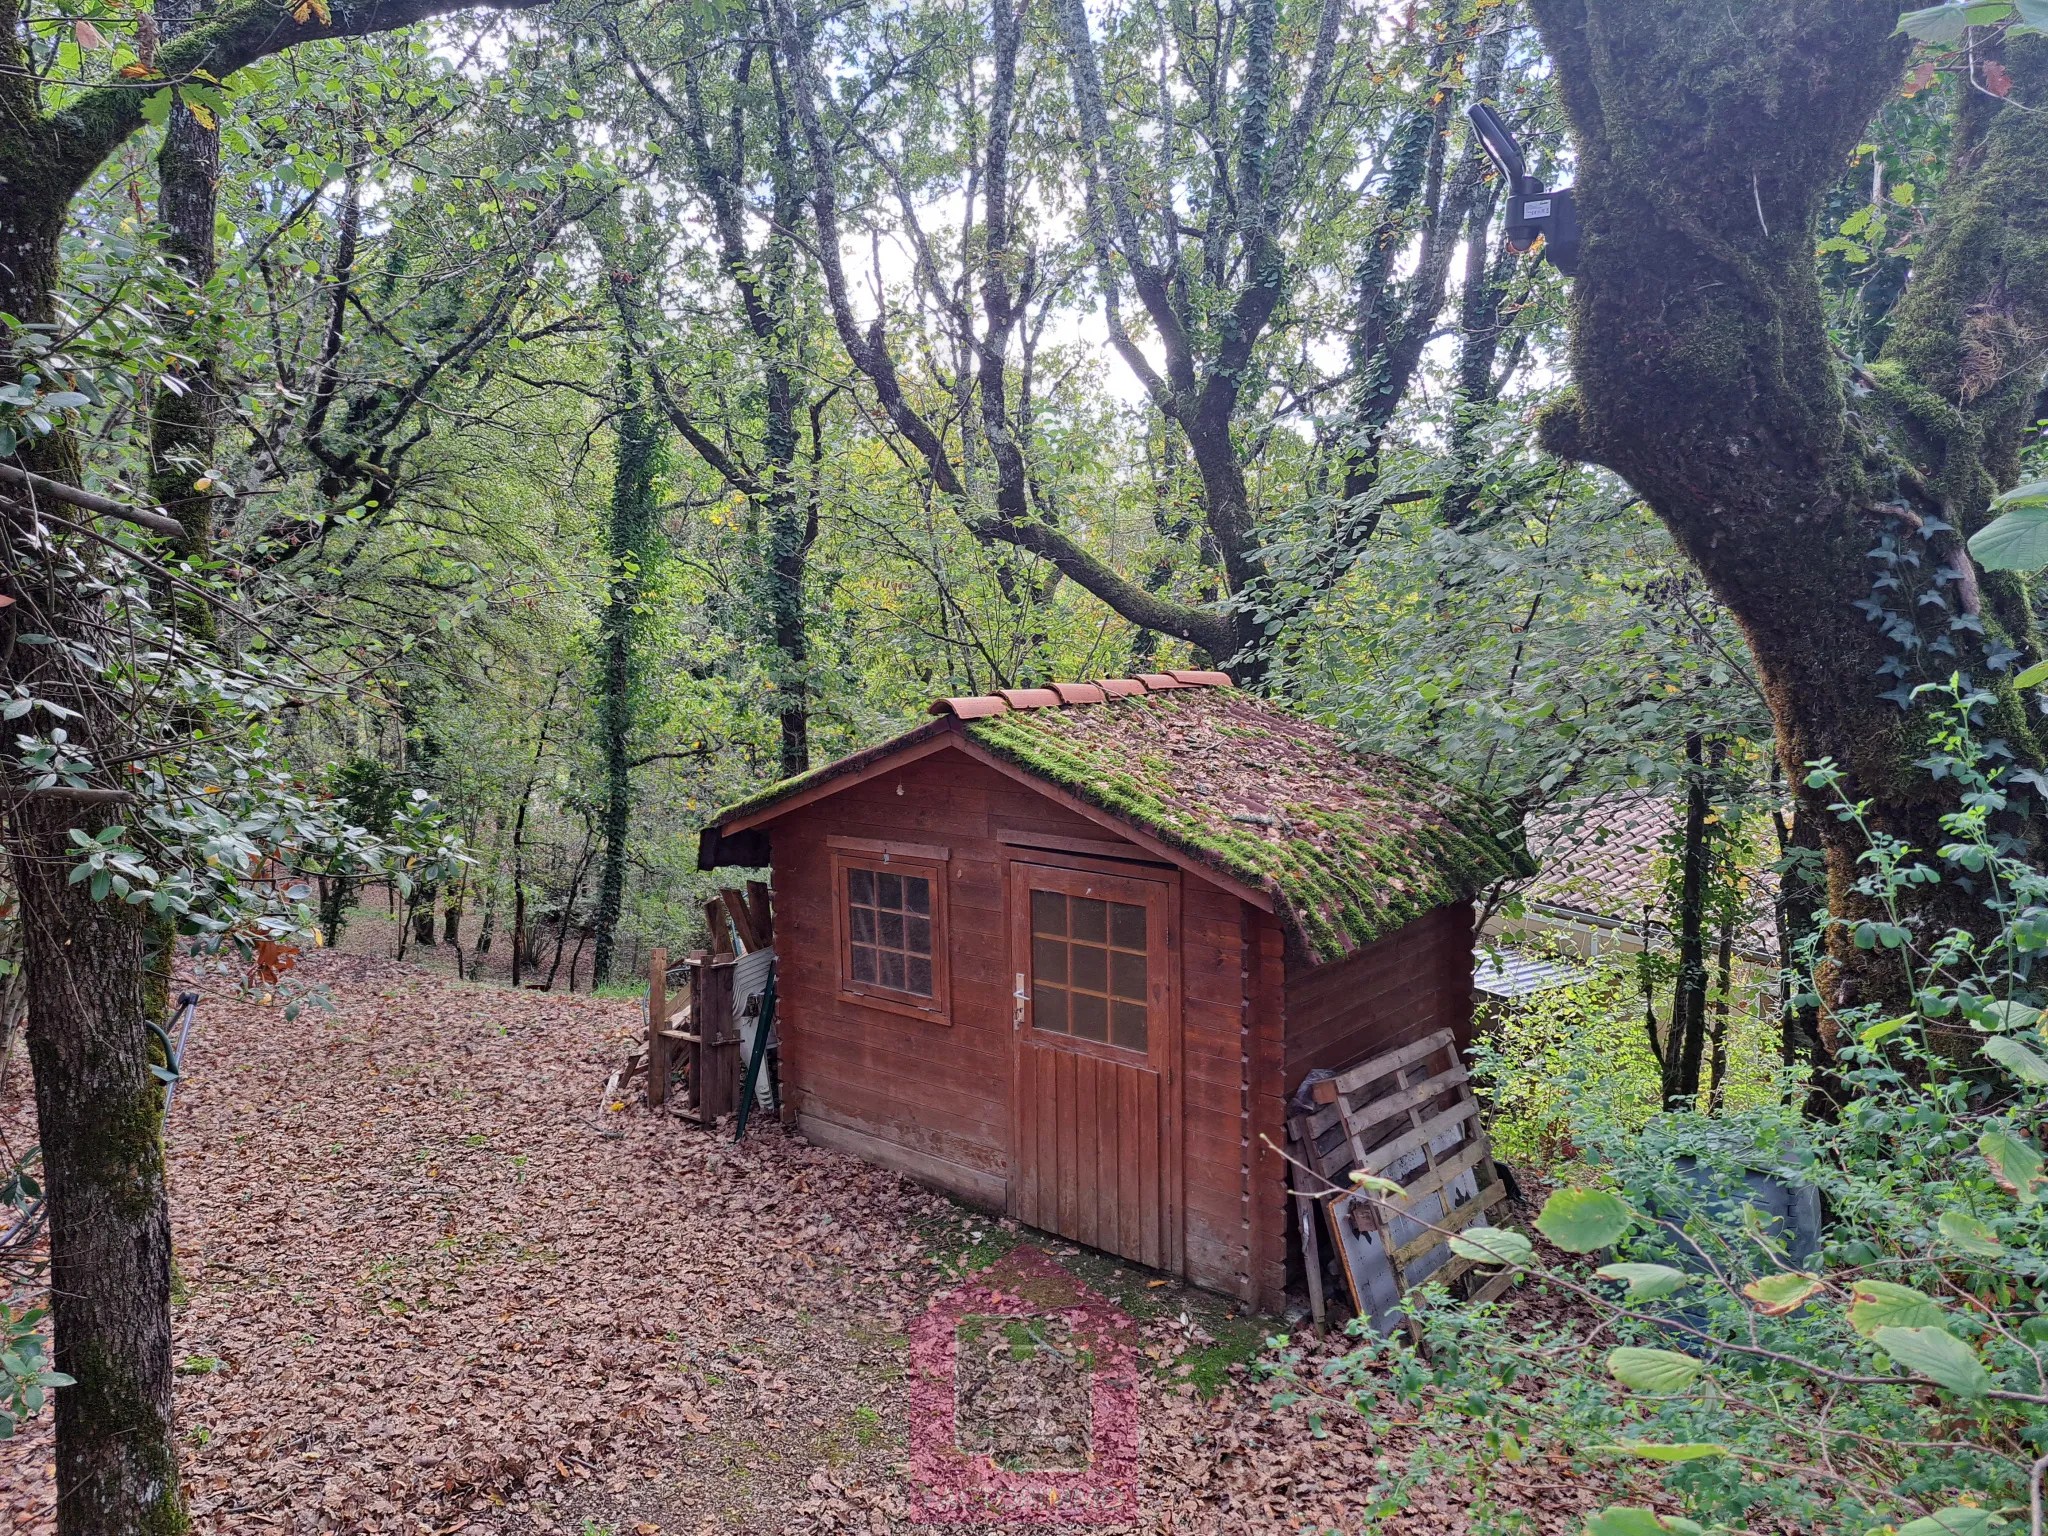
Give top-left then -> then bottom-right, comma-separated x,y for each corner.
18,0 -> 1789,986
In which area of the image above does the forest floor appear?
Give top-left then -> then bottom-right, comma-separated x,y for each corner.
0,950 -> 1628,1534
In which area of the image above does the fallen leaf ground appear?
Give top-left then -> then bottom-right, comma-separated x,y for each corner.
0,951 -> 1624,1533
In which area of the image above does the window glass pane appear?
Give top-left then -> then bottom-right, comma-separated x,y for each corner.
1070,991 -> 1108,1041
877,872 -> 903,909
1070,943 -> 1107,994
1110,949 -> 1147,1001
849,906 -> 875,943
1071,898 -> 1107,943
906,915 -> 931,955
878,910 -> 904,948
880,951 -> 905,990
1032,935 -> 1066,984
905,877 -> 930,915
1111,1001 -> 1147,1051
906,956 -> 934,997
1110,901 -> 1146,951
1031,888 -> 1066,936
850,945 -> 876,983
1033,985 -> 1068,1034
848,867 -> 874,905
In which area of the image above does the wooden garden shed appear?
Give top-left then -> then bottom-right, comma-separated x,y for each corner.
697,672 -> 1531,1313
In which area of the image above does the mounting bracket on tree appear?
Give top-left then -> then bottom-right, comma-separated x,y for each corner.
1467,103 -> 1580,276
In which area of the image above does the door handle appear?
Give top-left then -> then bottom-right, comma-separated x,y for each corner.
1013,972 -> 1027,1028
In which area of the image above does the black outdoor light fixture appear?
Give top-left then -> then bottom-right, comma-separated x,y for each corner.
1467,101 -> 1580,276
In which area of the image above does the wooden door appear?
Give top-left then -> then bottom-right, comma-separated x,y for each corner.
1008,860 -> 1180,1271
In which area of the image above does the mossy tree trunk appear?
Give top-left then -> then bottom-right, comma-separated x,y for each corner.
590,343 -> 663,990
0,2 -> 547,1527
1529,1 -> 2048,1029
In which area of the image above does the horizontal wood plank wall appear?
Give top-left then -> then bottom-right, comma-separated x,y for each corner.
771,747 -> 1182,1218
1282,903 -> 1477,1088
1178,877 -> 1255,1301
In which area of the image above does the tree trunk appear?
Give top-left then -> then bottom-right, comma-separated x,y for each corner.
1665,735 -> 1711,1109
1529,2 -> 2048,1026
148,0 -> 222,581
591,346 -> 660,990
11,800 -> 184,1532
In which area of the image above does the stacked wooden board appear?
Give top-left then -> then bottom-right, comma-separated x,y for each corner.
1286,1028 -> 1515,1336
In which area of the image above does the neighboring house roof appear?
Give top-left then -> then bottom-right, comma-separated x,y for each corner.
700,672 -> 1535,967
1473,948 -> 1590,999
1518,793 -> 1779,959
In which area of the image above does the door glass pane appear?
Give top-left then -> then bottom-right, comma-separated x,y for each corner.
1031,889 -> 1066,936
1032,936 -> 1066,983
1110,901 -> 1146,950
1109,949 -> 1146,1001
1111,1002 -> 1147,1051
1070,944 -> 1107,993
1071,898 -> 1107,943
1070,991 -> 1107,1041
1033,984 -> 1068,1034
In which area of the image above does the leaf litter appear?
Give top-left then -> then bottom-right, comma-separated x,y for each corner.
0,951 -> 1616,1533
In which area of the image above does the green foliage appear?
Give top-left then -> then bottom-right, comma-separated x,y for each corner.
1262,683 -> 2048,1534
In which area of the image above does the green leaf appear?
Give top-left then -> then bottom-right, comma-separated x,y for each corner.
1939,1210 -> 2005,1256
1593,1263 -> 1692,1301
2014,660 -> 2048,689
140,86 -> 174,127
1448,1227 -> 1534,1267
1847,1279 -> 1944,1337
1983,1035 -> 2048,1083
1897,1508 -> 2010,1536
2018,0 -> 2048,26
1606,1347 -> 1703,1393
1582,1509 -> 1706,1536
1982,999 -> 2041,1030
1874,1325 -> 1994,1397
1591,1442 -> 1727,1462
1896,1 -> 2014,41
1981,1129 -> 2045,1204
1969,506 -> 2048,572
1350,1172 -> 1404,1198
1743,1272 -> 1823,1315
1996,478 -> 2048,507
1536,1189 -> 1634,1252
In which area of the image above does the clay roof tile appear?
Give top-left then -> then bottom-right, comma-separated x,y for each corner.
1169,669 -> 1234,687
997,687 -> 1062,710
927,695 -> 1010,720
1133,673 -> 1186,690
1094,678 -> 1148,698
1049,682 -> 1107,705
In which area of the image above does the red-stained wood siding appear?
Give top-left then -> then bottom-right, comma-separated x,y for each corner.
767,748 -> 1233,1252
1275,902 -> 1477,1301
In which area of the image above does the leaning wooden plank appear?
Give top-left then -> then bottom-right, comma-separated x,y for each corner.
1310,1029 -> 1455,1103
745,879 -> 773,946
1290,1163 -> 1327,1331
1356,1100 -> 1481,1176
645,946 -> 669,1109
721,887 -> 762,952
1470,1269 -> 1516,1305
1342,1065 -> 1471,1136
704,900 -> 735,958
1390,1182 -> 1509,1268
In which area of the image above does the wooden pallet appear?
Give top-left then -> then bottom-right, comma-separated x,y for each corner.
1286,1029 -> 1517,1337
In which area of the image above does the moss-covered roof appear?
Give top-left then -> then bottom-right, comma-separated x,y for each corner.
702,679 -> 1534,965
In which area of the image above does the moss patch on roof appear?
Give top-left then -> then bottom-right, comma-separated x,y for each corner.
963,689 -> 1532,964
703,688 -> 1532,965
